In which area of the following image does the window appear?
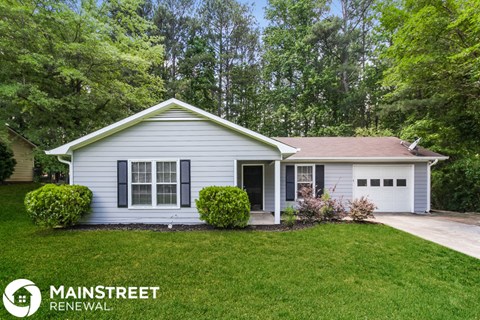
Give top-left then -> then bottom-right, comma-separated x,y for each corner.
357,179 -> 367,187
130,160 -> 179,207
296,165 -> 314,197
131,162 -> 152,205
383,179 -> 394,187
156,162 -> 177,206
397,179 -> 407,187
370,179 -> 380,187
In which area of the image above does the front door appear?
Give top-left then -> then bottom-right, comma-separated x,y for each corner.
242,165 -> 263,211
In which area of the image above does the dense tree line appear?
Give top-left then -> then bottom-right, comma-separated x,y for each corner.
0,0 -> 478,211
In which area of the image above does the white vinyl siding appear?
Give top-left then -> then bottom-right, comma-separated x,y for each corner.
414,163 -> 429,213
73,119 -> 280,224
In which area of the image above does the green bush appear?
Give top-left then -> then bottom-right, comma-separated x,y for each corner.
282,205 -> 297,227
0,142 -> 16,182
24,184 -> 93,227
196,186 -> 250,228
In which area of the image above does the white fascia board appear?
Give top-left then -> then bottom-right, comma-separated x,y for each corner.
282,156 -> 449,163
45,98 -> 297,156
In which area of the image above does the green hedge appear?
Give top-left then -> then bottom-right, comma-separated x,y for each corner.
24,184 -> 93,227
196,186 -> 250,228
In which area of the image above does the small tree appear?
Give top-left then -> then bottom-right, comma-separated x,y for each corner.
0,142 -> 16,182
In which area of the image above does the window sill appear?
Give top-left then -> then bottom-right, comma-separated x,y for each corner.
128,206 -> 181,210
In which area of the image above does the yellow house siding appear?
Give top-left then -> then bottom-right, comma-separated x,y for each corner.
5,130 -> 35,182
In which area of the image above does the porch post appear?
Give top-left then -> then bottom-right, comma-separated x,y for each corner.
274,160 -> 281,224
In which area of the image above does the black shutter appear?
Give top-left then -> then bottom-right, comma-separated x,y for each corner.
117,160 -> 128,208
315,165 -> 325,197
286,165 -> 295,201
180,160 -> 191,207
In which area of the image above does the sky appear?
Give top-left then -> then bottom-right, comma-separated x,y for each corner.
239,0 -> 343,30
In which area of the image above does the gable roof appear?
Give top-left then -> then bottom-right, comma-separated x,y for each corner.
274,137 -> 448,162
45,98 -> 298,156
6,125 -> 37,148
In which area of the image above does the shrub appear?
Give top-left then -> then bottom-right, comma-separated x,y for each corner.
349,196 -> 377,221
24,184 -> 93,227
0,142 -> 16,182
297,186 -> 346,222
196,186 -> 250,228
319,191 -> 347,221
282,205 -> 297,227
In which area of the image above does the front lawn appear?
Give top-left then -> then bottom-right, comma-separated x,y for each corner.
1,184 -> 479,319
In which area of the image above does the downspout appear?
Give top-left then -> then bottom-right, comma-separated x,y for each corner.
429,159 -> 439,167
426,159 -> 439,212
57,155 -> 73,185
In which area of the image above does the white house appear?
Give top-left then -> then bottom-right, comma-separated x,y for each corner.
46,99 -> 448,224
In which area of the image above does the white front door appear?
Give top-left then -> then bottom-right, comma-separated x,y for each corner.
353,165 -> 413,212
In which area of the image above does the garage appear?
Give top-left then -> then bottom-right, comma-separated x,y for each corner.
353,165 -> 414,212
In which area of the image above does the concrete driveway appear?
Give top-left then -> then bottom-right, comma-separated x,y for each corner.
373,212 -> 480,260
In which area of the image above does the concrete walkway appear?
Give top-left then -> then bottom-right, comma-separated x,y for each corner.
374,213 -> 480,260
249,212 -> 274,225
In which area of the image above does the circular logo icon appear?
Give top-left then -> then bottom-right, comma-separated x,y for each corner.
2,279 -> 41,318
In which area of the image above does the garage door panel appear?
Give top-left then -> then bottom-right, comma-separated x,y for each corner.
353,165 -> 413,212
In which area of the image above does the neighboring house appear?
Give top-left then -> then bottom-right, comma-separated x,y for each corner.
5,126 -> 36,182
46,99 -> 448,224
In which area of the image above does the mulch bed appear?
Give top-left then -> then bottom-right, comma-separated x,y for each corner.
68,220 -> 379,232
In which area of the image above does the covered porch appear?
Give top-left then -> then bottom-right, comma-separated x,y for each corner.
234,160 -> 281,225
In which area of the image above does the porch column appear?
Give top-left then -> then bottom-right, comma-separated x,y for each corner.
274,160 -> 281,224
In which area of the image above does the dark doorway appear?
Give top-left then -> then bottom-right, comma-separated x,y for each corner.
242,165 -> 263,211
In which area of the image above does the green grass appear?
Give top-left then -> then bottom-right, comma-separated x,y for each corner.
1,184 -> 480,319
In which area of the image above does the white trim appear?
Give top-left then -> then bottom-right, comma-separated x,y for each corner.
143,118 -> 206,122
70,152 -> 74,185
411,164 -> 415,213
274,160 -> 281,224
426,160 -> 438,212
294,163 -> 315,200
45,98 -> 297,156
283,156 -> 448,162
127,159 -> 181,210
241,164 -> 265,211
233,160 -> 237,187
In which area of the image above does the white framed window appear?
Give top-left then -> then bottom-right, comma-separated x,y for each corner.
295,164 -> 315,199
129,160 -> 180,209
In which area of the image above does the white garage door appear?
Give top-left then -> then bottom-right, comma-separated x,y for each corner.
353,165 -> 413,212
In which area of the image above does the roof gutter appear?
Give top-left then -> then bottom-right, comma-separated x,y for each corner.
282,156 -> 449,163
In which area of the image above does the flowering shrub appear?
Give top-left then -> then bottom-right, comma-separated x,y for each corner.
349,196 -> 377,221
297,186 -> 346,222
